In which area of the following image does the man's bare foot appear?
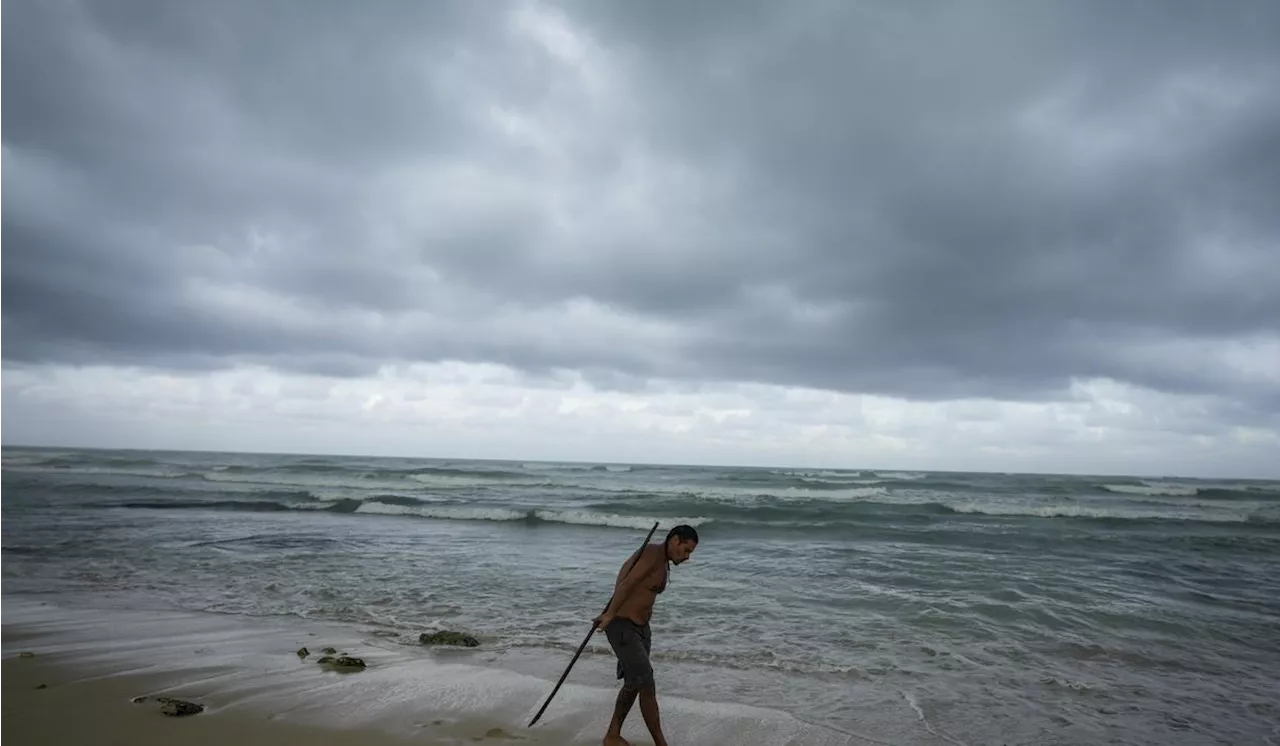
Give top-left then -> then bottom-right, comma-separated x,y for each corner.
603,736 -> 633,746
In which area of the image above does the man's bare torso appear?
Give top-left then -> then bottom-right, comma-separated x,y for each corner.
614,544 -> 669,625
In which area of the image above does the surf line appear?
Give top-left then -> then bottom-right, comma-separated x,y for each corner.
526,521 -> 660,727
899,688 -> 972,746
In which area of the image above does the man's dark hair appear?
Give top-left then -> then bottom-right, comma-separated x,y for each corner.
665,525 -> 699,544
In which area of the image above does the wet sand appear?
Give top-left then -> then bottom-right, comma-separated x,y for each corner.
3,655 -> 467,746
1,603 -> 580,746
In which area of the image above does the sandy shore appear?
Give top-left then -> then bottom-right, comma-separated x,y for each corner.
2,598 -> 852,746
1,601 -> 583,746
3,655 -> 457,746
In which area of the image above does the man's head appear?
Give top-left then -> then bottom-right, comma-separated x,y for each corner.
664,525 -> 699,564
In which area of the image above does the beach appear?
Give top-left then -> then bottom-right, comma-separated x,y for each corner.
2,599 -> 841,745
2,629 -> 442,746
1,601 -> 566,746
4,446 -> 1279,744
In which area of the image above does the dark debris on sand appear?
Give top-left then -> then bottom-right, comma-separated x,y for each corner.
132,696 -> 206,717
419,631 -> 480,648
315,654 -> 367,670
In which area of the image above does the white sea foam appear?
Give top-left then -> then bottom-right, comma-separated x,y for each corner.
689,485 -> 890,504
534,509 -> 707,530
286,500 -> 349,511
874,471 -> 927,480
520,462 -> 594,471
405,473 -> 539,489
815,486 -> 889,500
202,469 -> 412,492
356,503 -> 528,521
946,501 -> 1247,523
7,464 -> 195,479
353,502 -> 708,530
1101,483 -> 1200,497
773,469 -> 866,479
800,476 -> 889,485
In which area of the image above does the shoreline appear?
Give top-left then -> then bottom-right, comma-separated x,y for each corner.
3,656 -> 451,746
2,602 -> 566,746
2,596 -> 853,746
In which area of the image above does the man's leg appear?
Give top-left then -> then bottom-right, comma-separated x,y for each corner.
603,620 -> 640,745
637,682 -> 668,746
627,625 -> 667,746
604,685 -> 639,745
603,621 -> 667,746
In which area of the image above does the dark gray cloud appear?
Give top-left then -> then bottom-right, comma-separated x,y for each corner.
4,0 -> 1278,417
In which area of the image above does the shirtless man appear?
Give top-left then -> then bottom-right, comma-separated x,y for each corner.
593,525 -> 699,746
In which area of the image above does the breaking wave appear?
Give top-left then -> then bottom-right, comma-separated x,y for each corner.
9,448 -> 1276,534
107,493 -> 1277,530
1100,482 -> 1278,499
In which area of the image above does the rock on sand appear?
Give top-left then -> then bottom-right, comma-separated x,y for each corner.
132,696 -> 206,717
419,631 -> 480,648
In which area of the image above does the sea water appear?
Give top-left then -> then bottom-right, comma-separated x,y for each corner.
3,446 -> 1278,744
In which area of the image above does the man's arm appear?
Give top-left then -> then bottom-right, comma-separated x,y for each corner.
596,548 -> 659,626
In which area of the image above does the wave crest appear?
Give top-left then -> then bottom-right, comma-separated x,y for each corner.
1100,482 -> 1277,499
354,502 -> 708,530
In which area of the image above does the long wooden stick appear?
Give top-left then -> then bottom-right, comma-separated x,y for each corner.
527,521 -> 661,727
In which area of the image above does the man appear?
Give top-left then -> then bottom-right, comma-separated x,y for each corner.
593,524 -> 699,746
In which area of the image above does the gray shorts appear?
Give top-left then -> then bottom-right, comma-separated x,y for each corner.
604,618 -> 653,689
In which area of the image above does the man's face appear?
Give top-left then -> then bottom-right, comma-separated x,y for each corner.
668,538 -> 698,565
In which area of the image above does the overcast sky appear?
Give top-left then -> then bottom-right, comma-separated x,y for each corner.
3,0 -> 1278,477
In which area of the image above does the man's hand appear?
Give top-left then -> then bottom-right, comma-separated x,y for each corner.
594,613 -> 614,632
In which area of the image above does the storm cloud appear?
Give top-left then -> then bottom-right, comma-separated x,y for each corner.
3,0 -> 1279,471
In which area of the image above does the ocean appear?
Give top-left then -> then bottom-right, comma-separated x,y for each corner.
3,445 -> 1278,745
